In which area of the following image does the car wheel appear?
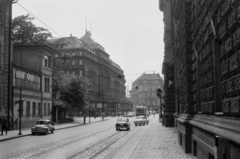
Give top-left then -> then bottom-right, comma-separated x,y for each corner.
45,130 -> 48,135
51,128 -> 54,134
32,132 -> 35,135
116,127 -> 118,131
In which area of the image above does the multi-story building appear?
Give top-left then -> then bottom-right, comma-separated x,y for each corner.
0,0 -> 12,129
13,45 -> 58,128
130,73 -> 164,113
160,0 -> 240,158
48,31 -> 126,116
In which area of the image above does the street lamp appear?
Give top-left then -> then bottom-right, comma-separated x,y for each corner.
18,88 -> 23,135
156,88 -> 163,118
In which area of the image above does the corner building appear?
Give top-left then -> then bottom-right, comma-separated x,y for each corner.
130,73 -> 164,113
160,0 -> 240,158
48,32 -> 126,116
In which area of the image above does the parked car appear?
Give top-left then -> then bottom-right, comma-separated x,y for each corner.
134,116 -> 149,126
31,119 -> 55,135
115,117 -> 131,131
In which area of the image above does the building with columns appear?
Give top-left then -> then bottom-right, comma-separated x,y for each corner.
160,0 -> 240,158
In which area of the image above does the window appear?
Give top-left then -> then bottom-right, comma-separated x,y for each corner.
26,101 -> 30,117
80,51 -> 82,56
38,103 -> 41,117
44,103 -> 46,116
72,71 -> 75,76
43,55 -> 51,68
44,77 -> 50,92
79,60 -> 82,65
67,71 -> 69,75
72,60 -> 75,65
48,103 -> 51,115
79,70 -> 83,76
72,52 -> 75,56
32,102 -> 36,117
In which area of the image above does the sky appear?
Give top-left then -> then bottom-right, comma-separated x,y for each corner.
12,0 -> 165,88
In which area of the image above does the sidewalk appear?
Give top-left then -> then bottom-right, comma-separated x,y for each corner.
0,116 -> 108,142
111,115 -> 196,159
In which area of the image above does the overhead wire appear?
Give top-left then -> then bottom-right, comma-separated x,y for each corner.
16,2 -> 62,38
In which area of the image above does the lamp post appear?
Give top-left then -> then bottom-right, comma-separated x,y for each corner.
18,88 -> 22,135
157,88 -> 162,118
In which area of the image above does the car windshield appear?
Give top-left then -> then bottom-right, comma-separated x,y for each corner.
117,118 -> 128,122
136,116 -> 145,119
36,121 -> 46,125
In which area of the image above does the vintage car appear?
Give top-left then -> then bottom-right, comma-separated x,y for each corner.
115,117 -> 131,131
134,116 -> 149,126
31,119 -> 55,135
126,112 -> 135,117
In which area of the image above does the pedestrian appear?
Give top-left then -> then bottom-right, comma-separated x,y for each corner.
1,116 -> 8,135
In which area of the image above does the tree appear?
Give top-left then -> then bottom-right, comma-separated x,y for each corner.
59,74 -> 91,117
12,14 -> 52,45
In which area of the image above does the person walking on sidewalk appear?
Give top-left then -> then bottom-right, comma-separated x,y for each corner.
1,116 -> 8,135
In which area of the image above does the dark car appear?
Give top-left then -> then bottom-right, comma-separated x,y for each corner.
31,119 -> 55,135
115,117 -> 131,131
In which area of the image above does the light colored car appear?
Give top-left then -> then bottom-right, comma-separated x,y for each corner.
134,116 -> 149,126
126,112 -> 135,117
31,119 -> 54,135
115,117 -> 131,131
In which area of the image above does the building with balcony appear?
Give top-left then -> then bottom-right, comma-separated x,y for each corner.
13,45 -> 58,128
160,0 -> 240,158
130,73 -> 164,113
48,31 -> 127,116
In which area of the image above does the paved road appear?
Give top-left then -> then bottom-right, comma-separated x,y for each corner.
0,116 -> 195,159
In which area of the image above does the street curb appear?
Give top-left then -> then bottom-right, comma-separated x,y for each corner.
0,119 -> 109,142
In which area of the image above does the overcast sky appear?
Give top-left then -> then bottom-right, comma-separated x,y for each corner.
12,0 -> 164,88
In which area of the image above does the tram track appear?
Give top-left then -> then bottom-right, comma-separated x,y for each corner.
1,126 -> 113,159
61,124 -> 144,159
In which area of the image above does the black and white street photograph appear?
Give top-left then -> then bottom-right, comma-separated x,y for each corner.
0,0 -> 240,159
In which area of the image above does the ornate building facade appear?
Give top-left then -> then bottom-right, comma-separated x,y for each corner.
48,32 -> 127,116
130,73 -> 164,113
160,0 -> 240,158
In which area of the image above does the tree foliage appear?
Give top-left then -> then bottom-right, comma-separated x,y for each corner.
52,58 -> 65,94
59,74 -> 91,115
12,14 -> 52,45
